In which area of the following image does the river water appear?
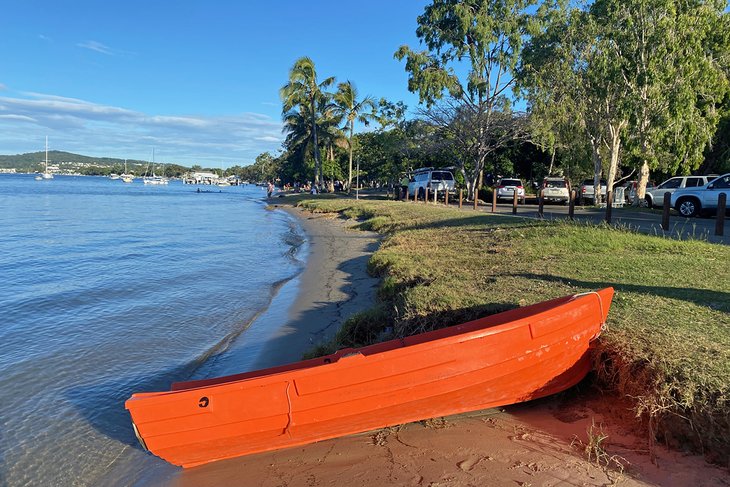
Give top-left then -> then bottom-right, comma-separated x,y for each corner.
0,174 -> 307,486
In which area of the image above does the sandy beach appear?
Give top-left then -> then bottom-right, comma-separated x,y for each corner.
247,205 -> 382,370
167,202 -> 728,487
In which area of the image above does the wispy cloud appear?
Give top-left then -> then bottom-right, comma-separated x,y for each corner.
0,83 -> 7,91
0,114 -> 37,122
77,40 -> 114,55
39,34 -> 52,42
0,92 -> 284,165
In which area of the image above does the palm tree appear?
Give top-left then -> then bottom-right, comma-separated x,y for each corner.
317,104 -> 346,191
280,57 -> 334,188
283,98 -> 344,188
332,81 -> 376,193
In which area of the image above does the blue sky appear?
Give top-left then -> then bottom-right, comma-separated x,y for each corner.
0,0 -> 429,167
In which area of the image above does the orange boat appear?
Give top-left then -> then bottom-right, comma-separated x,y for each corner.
125,288 -> 613,468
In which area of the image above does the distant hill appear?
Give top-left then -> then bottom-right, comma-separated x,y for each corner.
0,150 -> 197,176
0,151 -> 153,170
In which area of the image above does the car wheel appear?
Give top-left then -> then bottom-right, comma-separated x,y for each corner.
676,197 -> 700,217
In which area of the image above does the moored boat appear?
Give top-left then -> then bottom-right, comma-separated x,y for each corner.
125,288 -> 614,468
36,136 -> 54,180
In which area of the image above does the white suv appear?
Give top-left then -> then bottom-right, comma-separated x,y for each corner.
407,168 -> 456,199
670,174 -> 729,217
542,177 -> 571,203
496,178 -> 525,202
645,175 -> 715,208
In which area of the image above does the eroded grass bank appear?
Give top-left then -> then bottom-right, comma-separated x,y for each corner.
296,196 -> 729,465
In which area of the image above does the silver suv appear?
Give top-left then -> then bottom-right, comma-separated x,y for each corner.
578,178 -> 607,204
670,173 -> 730,217
645,175 -> 714,208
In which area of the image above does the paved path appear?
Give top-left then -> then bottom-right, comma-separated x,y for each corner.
362,190 -> 729,245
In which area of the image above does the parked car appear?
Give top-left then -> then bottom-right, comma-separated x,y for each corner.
645,175 -> 715,208
495,178 -> 525,203
670,173 -> 729,217
578,179 -> 608,205
542,177 -> 571,203
407,167 -> 456,199
622,180 -> 656,205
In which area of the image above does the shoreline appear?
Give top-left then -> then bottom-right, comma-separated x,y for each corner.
159,198 -> 727,487
246,204 -> 381,370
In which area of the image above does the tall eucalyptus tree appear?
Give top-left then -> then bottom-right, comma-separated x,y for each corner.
521,0 -> 729,204
281,57 -> 335,187
395,0 -> 536,200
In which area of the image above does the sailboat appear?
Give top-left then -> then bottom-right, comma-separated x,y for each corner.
35,137 -> 54,180
121,159 -> 134,183
143,149 -> 169,185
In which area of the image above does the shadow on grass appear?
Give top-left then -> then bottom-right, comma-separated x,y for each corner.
395,214 -> 546,232
516,273 -> 730,313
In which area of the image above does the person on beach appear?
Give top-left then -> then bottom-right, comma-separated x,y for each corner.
267,181 -> 274,198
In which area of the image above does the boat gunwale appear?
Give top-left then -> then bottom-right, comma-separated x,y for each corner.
126,290 -> 611,406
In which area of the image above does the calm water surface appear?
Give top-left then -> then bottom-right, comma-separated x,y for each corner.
0,175 -> 306,486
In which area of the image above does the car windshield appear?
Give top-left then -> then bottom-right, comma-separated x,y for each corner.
582,179 -> 607,185
431,171 -> 453,180
501,179 -> 521,186
712,175 -> 730,188
545,180 -> 566,188
659,178 -> 681,189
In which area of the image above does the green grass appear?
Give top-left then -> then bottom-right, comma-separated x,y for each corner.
294,196 -> 729,465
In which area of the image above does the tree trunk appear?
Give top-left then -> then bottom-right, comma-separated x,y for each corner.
548,147 -> 555,176
605,121 -> 625,205
590,141 -> 603,205
347,121 -> 354,193
636,160 -> 650,206
469,167 -> 480,201
311,98 -> 321,188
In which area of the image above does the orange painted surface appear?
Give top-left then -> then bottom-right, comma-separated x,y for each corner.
125,288 -> 614,468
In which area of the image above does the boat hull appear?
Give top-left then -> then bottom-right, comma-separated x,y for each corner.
125,288 -> 614,468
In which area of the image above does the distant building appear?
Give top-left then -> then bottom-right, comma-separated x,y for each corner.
183,171 -> 240,185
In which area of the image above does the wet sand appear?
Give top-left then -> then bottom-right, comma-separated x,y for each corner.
247,205 -> 381,370
166,201 -> 727,487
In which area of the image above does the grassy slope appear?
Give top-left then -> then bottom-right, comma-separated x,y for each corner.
296,196 -> 729,464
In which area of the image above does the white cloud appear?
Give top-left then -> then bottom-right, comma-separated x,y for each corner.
0,92 -> 284,165
77,40 -> 114,55
0,114 -> 36,122
39,34 -> 51,41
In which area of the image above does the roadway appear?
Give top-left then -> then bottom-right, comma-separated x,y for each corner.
471,200 -> 729,245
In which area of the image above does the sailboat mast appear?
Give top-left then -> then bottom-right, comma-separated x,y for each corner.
45,136 -> 48,172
